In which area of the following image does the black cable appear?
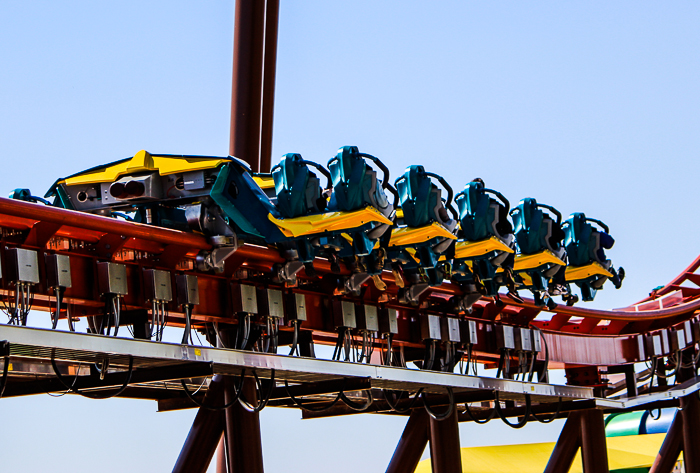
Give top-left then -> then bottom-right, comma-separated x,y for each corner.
283,378 -> 345,412
493,391 -> 531,429
289,320 -> 300,356
462,400 -> 497,424
238,370 -> 275,413
530,395 -> 562,423
51,349 -> 133,400
422,387 -> 454,421
180,372 -> 246,411
382,388 -> 424,414
339,389 -> 374,412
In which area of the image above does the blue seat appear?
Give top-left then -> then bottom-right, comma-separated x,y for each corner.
272,153 -> 328,219
563,212 -> 623,301
389,166 -> 457,300
510,198 -> 568,307
452,181 -> 515,297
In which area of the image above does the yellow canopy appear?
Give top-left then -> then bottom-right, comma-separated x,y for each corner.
416,433 -> 671,473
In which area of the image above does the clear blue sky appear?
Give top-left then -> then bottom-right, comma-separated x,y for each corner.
1,1 -> 699,472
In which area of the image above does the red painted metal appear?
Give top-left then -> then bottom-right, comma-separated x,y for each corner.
259,0 -> 279,173
1,196 -> 700,367
428,409 -> 462,473
385,409 -> 430,473
229,0 -> 267,171
172,375 -> 226,473
543,412 -> 582,473
580,409 -> 609,473
681,394 -> 700,473
649,410 -> 683,473
225,377 -> 264,473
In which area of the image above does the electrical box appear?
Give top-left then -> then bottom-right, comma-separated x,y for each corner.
514,327 -> 533,352
660,330 -> 671,355
356,304 -> 379,332
45,254 -> 72,289
670,328 -> 687,352
257,288 -> 284,319
97,262 -> 128,295
440,317 -> 461,343
420,314 -> 441,341
693,318 -> 700,344
532,329 -> 542,353
645,333 -> 664,357
637,334 -> 646,360
285,293 -> 307,321
496,324 -> 515,350
176,274 -> 199,306
460,319 -> 478,345
143,269 -> 172,302
684,320 -> 693,345
378,308 -> 398,335
6,248 -> 40,284
333,300 -> 356,329
231,283 -> 257,314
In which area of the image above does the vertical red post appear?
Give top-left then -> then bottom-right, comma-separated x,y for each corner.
681,394 -> 700,473
225,376 -> 264,473
428,409 -> 463,473
580,409 -> 609,473
229,0 -> 266,171
385,409 -> 430,473
259,0 -> 279,173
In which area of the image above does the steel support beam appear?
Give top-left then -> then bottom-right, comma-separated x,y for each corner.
429,408 -> 462,473
225,376 -> 264,473
259,0 -> 279,173
230,0 -> 266,171
173,375 -> 226,473
217,436 -> 227,473
681,393 -> 700,473
580,409 -> 609,473
649,410 -> 683,473
385,409 -> 430,473
544,412 -> 582,473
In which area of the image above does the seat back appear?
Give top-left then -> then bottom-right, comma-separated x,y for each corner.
512,198 -> 562,255
272,153 -> 323,219
564,212 -> 614,266
327,146 -> 390,213
395,165 -> 445,228
455,181 -> 512,242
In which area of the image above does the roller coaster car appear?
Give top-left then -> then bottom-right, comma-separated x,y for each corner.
388,166 -> 458,304
44,148 -> 394,281
451,181 -> 516,307
562,212 -> 624,302
510,198 -> 569,308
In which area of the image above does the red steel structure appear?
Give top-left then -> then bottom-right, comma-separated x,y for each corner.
2,2 -> 700,472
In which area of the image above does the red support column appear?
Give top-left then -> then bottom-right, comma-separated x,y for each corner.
225,376 -> 264,473
385,409 -> 430,473
229,0 -> 266,170
680,394 -> 700,473
580,409 -> 609,473
428,408 -> 463,473
649,410 -> 683,473
544,412 -> 582,473
173,375 -> 226,473
259,0 -> 279,173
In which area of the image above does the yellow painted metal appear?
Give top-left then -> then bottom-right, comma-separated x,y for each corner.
395,208 -> 404,219
514,250 -> 565,271
566,261 -> 613,281
404,247 -> 421,264
253,174 -> 275,189
388,222 -> 456,247
268,207 -> 393,238
63,150 -> 229,186
415,433 -> 668,473
454,236 -> 514,259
